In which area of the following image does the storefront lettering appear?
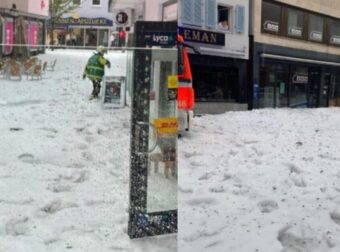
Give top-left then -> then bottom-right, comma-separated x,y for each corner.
52,17 -> 112,26
288,26 -> 302,37
153,34 -> 169,43
310,31 -> 322,41
179,27 -> 224,46
292,73 -> 308,84
331,35 -> 340,45
263,21 -> 279,33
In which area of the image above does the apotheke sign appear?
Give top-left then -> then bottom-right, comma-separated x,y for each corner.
53,17 -> 112,26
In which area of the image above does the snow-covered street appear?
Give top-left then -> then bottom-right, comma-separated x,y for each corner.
178,108 -> 340,252
0,50 -> 176,252
1,50 -> 340,252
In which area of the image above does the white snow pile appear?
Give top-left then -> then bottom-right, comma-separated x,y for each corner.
1,50 -> 340,252
0,50 -> 176,252
178,108 -> 340,252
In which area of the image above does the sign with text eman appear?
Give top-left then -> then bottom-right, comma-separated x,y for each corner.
178,27 -> 225,46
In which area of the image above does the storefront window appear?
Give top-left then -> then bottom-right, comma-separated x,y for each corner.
329,73 -> 340,106
287,8 -> 304,38
98,29 -> 109,47
85,29 -> 97,47
329,19 -> 340,46
68,28 -> 84,46
193,66 -> 238,102
259,64 -> 276,108
262,1 -> 281,34
290,66 -> 308,107
92,0 -> 100,6
308,14 -> 323,42
4,18 -> 14,55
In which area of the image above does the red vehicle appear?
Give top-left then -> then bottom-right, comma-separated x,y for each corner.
177,35 -> 195,133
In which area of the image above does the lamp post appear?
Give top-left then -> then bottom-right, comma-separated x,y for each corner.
9,4 -> 18,58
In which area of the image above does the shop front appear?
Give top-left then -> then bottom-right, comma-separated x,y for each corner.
0,11 -> 46,57
253,43 -> 340,109
48,17 -> 113,48
189,53 -> 248,104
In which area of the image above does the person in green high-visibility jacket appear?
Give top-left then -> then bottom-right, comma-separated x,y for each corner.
83,46 -> 111,98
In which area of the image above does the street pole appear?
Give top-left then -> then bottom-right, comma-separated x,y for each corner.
9,3 -> 18,59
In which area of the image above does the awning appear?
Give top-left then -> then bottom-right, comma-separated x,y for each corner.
260,53 -> 340,67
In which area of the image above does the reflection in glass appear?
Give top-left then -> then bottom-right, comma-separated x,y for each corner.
308,14 -> 323,42
147,56 -> 177,213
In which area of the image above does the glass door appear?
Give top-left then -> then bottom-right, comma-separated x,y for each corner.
308,67 -> 321,108
289,66 -> 308,108
275,64 -> 289,107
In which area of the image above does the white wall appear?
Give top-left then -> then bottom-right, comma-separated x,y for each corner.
28,0 -> 49,17
178,0 -> 249,60
144,0 -> 172,21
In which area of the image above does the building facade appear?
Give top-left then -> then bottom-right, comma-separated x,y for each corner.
49,0 -> 116,48
0,0 -> 49,56
250,0 -> 340,109
178,0 -> 249,113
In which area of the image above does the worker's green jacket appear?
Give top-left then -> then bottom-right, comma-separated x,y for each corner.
84,53 -> 109,81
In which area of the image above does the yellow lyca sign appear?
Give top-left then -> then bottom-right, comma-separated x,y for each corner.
154,117 -> 178,134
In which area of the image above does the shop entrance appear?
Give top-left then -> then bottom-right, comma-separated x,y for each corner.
308,67 -> 321,108
85,29 -> 97,47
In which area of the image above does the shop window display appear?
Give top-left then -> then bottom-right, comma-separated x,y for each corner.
289,66 -> 308,107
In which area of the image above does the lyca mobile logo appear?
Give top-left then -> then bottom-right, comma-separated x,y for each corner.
152,34 -> 169,43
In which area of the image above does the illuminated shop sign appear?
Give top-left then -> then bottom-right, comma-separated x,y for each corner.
263,20 -> 279,33
144,31 -> 177,46
52,17 -> 112,26
178,27 -> 225,46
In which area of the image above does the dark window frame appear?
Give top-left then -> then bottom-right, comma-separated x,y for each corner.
285,7 -> 306,41
307,13 -> 324,44
261,1 -> 282,35
92,0 -> 100,6
327,18 -> 340,47
261,0 -> 340,48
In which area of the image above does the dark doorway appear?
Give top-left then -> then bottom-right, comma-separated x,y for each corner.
321,72 -> 331,107
308,67 -> 321,107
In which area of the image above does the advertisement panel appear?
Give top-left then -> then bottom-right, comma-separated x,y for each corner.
4,20 -> 14,55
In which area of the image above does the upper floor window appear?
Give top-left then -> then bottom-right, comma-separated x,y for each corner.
217,5 -> 230,31
308,14 -> 323,42
329,19 -> 340,46
92,0 -> 100,6
287,8 -> 304,38
262,1 -> 281,34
